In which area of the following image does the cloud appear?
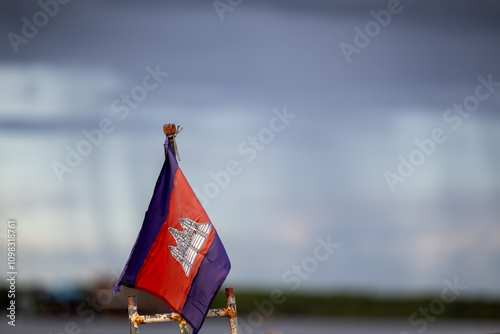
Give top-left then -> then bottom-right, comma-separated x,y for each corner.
0,1 -> 499,295
0,64 -> 123,118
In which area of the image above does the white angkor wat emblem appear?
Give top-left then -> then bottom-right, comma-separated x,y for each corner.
169,218 -> 212,277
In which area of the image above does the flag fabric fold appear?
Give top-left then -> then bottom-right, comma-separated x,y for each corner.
114,138 -> 230,333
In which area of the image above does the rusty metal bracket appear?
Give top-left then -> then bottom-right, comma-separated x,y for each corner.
163,123 -> 183,161
128,287 -> 239,334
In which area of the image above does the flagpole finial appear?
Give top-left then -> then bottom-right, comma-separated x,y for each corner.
164,123 -> 183,161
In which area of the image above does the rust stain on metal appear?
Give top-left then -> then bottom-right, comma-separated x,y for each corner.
206,307 -> 228,317
131,314 -> 145,325
126,287 -> 239,333
143,312 -> 181,323
127,295 -> 137,312
178,317 -> 190,334
163,123 -> 177,136
227,306 -> 237,318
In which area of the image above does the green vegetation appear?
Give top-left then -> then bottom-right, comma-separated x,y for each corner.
212,290 -> 500,319
2,285 -> 499,319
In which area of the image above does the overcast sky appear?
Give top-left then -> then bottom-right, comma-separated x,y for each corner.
0,0 -> 499,297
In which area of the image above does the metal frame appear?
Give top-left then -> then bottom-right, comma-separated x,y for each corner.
128,288 -> 239,334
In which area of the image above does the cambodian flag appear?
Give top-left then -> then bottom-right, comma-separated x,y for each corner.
114,138 -> 231,333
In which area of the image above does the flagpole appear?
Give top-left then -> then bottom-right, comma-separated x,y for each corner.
164,123 -> 182,161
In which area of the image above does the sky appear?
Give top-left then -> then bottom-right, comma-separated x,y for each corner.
0,0 -> 499,297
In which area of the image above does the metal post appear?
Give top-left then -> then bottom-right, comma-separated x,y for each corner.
128,295 -> 139,334
206,288 -> 238,334
226,288 -> 239,334
178,317 -> 190,334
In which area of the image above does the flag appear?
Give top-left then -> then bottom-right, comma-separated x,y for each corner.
114,138 -> 231,333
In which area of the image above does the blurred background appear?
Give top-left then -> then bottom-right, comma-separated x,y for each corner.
1,0 -> 500,333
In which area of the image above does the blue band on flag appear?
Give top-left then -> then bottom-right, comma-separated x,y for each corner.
181,231 -> 231,332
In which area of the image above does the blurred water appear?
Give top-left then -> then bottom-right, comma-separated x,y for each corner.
3,317 -> 500,334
